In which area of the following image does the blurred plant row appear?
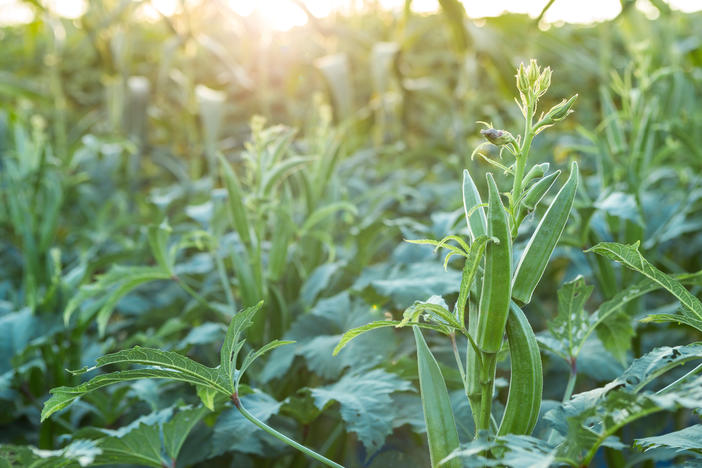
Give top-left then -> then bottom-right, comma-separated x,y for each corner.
1,1 -> 702,466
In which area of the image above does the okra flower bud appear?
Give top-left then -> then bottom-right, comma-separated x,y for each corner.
536,67 -> 551,96
526,59 -> 540,86
480,128 -> 516,146
535,94 -> 578,130
516,62 -> 530,94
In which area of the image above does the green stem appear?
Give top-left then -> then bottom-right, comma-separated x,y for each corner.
237,400 -> 344,468
510,103 -> 535,222
477,353 -> 497,433
562,360 -> 577,402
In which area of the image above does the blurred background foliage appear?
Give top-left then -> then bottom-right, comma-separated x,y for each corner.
1,0 -> 702,466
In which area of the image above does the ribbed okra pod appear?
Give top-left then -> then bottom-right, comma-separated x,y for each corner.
476,174 -> 513,353
498,302 -> 543,435
512,162 -> 579,305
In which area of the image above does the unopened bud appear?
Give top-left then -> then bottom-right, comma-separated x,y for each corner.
547,94 -> 578,122
526,59 -> 540,86
537,67 -> 551,95
480,128 -> 515,146
516,62 -> 529,94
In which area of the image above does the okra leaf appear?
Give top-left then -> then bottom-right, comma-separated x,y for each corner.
367,261 -> 462,309
333,320 -> 448,356
221,302 -> 263,385
587,241 -> 702,332
595,311 -> 635,365
264,292 -> 399,381
553,376 -> 702,465
41,355 -> 228,422
0,441 -> 98,467
94,422 -> 163,467
310,368 -> 413,453
547,276 -> 593,358
635,424 -> 702,456
63,265 -> 172,336
401,296 -> 463,330
547,342 -> 702,465
43,304 -> 282,422
333,320 -> 399,355
236,339 -> 295,388
210,391 -> 284,457
442,432 -> 556,467
163,405 -> 210,459
84,405 -> 209,466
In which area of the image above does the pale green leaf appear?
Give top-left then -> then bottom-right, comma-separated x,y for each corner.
236,339 -> 295,388
221,302 -> 263,386
333,320 -> 398,356
635,425 -> 702,455
587,242 -> 702,332
41,346 -> 230,422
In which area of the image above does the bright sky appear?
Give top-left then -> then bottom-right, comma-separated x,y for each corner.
1,0 -> 701,29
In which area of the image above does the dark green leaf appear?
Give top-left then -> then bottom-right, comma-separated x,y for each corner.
310,368 -> 413,452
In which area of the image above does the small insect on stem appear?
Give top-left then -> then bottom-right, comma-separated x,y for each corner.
231,392 -> 240,409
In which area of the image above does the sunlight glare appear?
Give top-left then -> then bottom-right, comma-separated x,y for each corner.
1,0 -> 701,30
229,0 -> 313,31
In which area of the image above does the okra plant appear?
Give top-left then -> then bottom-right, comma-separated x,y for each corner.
336,59 -> 579,465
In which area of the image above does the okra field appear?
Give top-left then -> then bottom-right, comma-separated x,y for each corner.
2,1 -> 702,467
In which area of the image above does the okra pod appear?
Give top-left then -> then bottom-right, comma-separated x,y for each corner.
521,170 -> 561,211
512,162 -> 579,305
498,302 -> 542,436
522,162 -> 550,187
476,174 -> 512,353
413,327 -> 461,468
462,169 -> 487,242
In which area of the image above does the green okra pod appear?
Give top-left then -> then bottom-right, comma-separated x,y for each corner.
512,161 -> 579,305
522,162 -> 550,187
413,327 -> 461,468
476,174 -> 512,353
520,169 -> 561,211
462,170 -> 488,421
498,302 -> 542,436
462,169 -> 487,241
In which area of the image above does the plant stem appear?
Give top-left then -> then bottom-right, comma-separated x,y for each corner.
237,401 -> 344,468
477,353 -> 497,432
511,103 -> 535,219
562,361 -> 577,402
